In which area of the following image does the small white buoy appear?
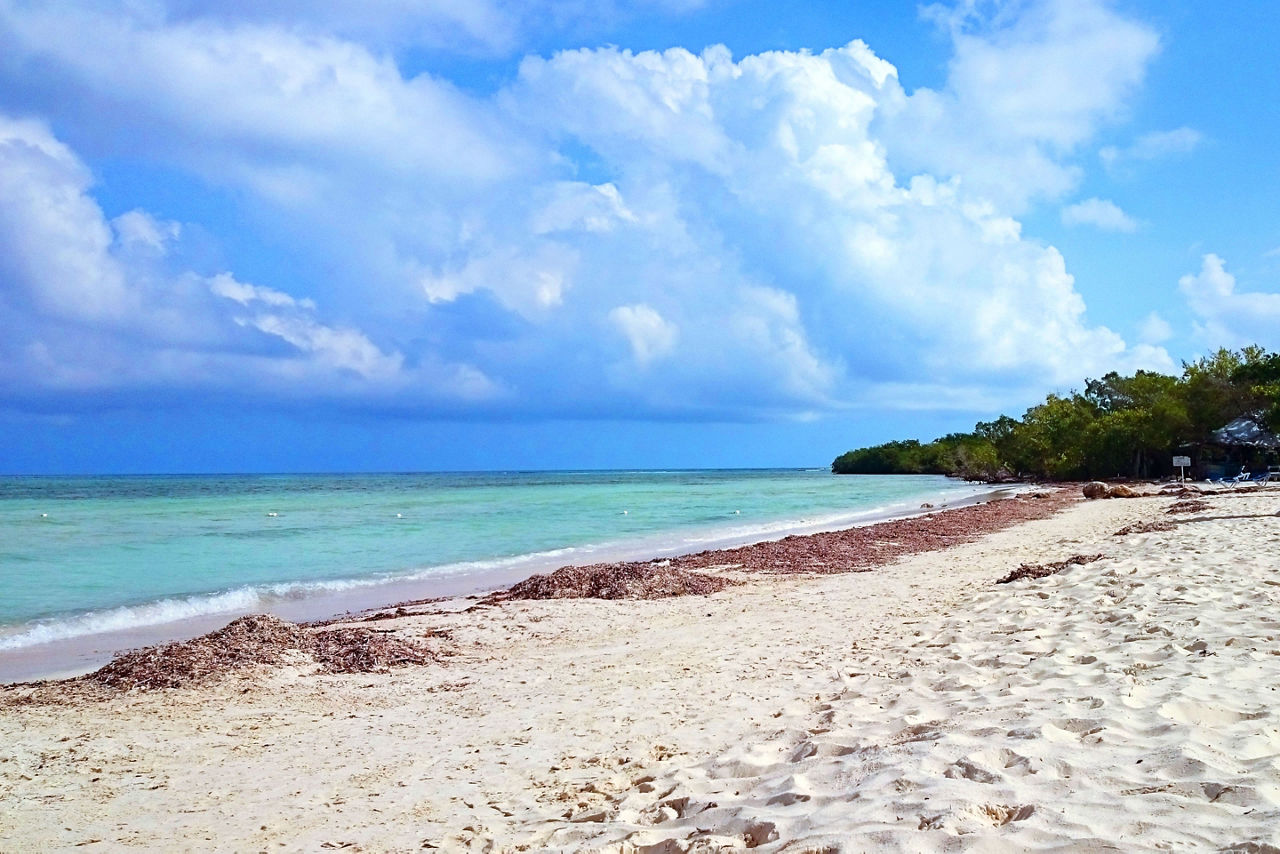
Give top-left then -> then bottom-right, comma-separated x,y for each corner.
267,511 -> 279,517
734,510 -> 740,515
396,513 -> 403,518
622,510 -> 628,515
40,512 -> 48,518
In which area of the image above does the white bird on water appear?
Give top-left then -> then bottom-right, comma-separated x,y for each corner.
622,510 -> 628,515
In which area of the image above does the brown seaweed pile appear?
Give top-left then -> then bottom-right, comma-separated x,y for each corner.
665,490 -> 1076,576
996,553 -> 1105,584
1166,500 -> 1211,515
488,491 -> 1076,601
81,614 -> 443,691
499,564 -> 738,601
1114,520 -> 1177,536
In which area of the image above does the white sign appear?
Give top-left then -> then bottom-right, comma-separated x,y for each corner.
1173,455 -> 1191,467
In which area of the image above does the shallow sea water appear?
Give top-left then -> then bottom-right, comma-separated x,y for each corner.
0,470 -> 993,651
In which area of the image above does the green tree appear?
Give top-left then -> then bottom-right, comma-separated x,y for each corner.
832,440 -> 926,474
1016,394 -> 1098,479
1082,371 -> 1188,477
974,415 -> 1026,474
1180,347 -> 1265,440
831,344 -> 1277,481
1230,350 -> 1280,431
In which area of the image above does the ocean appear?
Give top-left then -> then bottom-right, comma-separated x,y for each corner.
0,470 -> 998,669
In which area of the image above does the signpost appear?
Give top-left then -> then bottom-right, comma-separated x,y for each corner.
1173,455 -> 1191,482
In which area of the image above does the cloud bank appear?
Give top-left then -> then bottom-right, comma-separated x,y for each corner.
0,0 -> 1173,423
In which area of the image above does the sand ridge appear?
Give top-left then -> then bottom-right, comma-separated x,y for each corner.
2,487 -> 1279,851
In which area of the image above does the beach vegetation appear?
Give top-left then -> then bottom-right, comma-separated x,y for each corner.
833,346 -> 1280,481
1229,349 -> 1280,431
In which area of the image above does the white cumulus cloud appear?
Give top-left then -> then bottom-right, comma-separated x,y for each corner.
1136,311 -> 1173,345
1180,254 -> 1280,351
0,115 -> 134,324
882,0 -> 1160,210
0,0 -> 1174,421
609,303 -> 677,365
112,210 -> 182,254
155,0 -> 715,56
1061,197 -> 1139,232
0,114 -> 499,406
1100,126 -> 1203,171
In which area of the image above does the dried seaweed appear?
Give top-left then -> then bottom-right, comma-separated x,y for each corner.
1166,500 -> 1211,515
490,490 -> 1077,594
356,601 -> 450,623
664,490 -> 1076,576
498,564 -> 738,601
307,626 -> 440,673
80,614 -> 445,692
996,553 -> 1105,584
1114,520 -> 1176,536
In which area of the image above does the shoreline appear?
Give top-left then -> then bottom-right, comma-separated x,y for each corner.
5,486 -> 1280,848
0,481 -> 1022,683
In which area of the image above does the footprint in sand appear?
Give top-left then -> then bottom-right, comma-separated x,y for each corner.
1043,718 -> 1105,743
789,741 -> 818,762
1157,699 -> 1268,727
944,757 -> 1001,784
892,722 -> 944,744
976,803 -> 1036,825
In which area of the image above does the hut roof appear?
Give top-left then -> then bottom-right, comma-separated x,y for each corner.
1212,415 -> 1280,449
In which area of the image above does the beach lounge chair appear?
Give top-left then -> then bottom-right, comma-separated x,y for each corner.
1208,468 -> 1251,488
1219,469 -> 1252,488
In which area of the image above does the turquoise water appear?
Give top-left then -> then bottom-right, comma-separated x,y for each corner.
0,470 -> 991,650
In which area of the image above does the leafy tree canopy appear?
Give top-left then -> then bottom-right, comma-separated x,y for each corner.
832,346 -> 1280,480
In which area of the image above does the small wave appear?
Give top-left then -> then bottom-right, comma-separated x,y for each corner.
393,546 -> 584,583
0,574 -> 411,651
675,504 -> 901,546
0,545 -> 594,651
0,587 -> 273,651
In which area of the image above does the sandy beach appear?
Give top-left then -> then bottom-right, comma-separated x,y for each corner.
4,485 -> 1280,851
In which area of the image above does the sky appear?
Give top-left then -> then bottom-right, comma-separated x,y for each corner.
1,0 -> 1278,473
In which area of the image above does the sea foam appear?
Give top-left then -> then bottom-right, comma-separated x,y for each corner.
0,547 -> 587,651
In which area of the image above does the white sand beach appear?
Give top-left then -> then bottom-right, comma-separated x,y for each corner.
4,487 -> 1280,851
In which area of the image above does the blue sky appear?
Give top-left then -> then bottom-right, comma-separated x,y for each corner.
1,0 -> 1278,473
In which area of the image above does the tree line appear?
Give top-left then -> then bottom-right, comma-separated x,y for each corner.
832,347 -> 1280,481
